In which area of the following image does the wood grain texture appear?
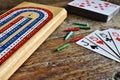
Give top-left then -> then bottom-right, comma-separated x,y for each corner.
0,0 -> 120,80
0,1 -> 67,80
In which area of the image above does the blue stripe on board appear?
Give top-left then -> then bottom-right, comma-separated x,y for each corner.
0,9 -> 46,52
0,9 -> 43,27
0,18 -> 32,43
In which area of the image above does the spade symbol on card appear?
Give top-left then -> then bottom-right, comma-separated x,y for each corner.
106,38 -> 112,42
116,37 -> 120,42
90,45 -> 98,49
100,33 -> 112,42
97,40 -> 104,45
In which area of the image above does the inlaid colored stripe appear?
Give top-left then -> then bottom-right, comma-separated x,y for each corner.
0,17 -> 32,42
0,16 -> 24,33
0,7 -> 53,64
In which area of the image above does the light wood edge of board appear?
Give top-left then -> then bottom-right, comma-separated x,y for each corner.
0,2 -> 67,80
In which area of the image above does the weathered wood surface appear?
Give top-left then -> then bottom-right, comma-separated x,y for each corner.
0,0 -> 120,80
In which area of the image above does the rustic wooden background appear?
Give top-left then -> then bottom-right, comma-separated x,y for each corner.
0,0 -> 120,80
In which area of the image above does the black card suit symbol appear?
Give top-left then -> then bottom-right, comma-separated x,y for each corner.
90,45 -> 98,49
114,71 -> 120,80
106,38 -> 112,42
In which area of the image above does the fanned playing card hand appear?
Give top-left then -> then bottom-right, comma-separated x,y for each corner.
76,29 -> 120,63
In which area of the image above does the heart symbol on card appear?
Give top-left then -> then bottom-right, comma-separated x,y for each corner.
116,37 -> 120,42
97,40 -> 104,45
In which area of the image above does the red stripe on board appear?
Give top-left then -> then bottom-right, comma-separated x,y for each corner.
0,16 -> 24,33
0,7 -> 53,65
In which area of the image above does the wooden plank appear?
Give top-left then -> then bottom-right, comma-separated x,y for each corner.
0,2 -> 67,80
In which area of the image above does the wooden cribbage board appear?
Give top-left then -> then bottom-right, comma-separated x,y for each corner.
0,2 -> 67,80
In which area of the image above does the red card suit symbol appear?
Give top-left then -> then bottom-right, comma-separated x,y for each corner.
112,32 -> 120,37
97,40 -> 104,45
94,6 -> 98,8
91,2 -> 95,4
116,37 -> 120,42
104,2 -> 109,6
80,5 -> 84,7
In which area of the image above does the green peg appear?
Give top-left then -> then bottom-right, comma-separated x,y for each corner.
56,43 -> 70,51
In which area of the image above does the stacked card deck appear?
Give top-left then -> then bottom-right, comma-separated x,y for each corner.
76,29 -> 120,62
67,0 -> 120,22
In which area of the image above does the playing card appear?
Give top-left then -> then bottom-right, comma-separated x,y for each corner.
76,37 -> 120,62
95,29 -> 120,58
108,29 -> 120,57
85,30 -> 120,59
67,0 -> 120,21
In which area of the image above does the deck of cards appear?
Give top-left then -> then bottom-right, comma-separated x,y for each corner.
67,0 -> 120,22
76,29 -> 120,62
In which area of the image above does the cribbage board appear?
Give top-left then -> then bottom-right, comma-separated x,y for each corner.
0,2 -> 67,80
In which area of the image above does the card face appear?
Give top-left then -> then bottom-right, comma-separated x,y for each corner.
68,0 -> 120,15
95,29 -> 120,58
85,30 -> 120,59
108,29 -> 120,56
68,0 -> 120,21
76,37 -> 120,62
76,29 -> 120,63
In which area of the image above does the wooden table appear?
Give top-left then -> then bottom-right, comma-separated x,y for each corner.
0,0 -> 120,80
